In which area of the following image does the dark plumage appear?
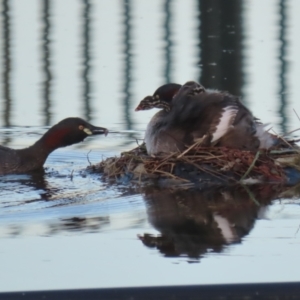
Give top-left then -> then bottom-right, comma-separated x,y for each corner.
137,81 -> 278,155
135,83 -> 186,155
0,117 -> 108,175
167,81 -> 261,150
135,83 -> 182,112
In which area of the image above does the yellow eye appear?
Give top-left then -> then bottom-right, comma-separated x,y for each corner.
79,125 -> 84,130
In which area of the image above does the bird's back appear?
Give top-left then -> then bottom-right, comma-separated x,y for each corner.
0,146 -> 22,175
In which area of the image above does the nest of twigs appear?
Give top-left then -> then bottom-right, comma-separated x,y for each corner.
91,142 -> 300,187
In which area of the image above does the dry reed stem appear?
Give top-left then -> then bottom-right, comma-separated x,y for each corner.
177,137 -> 206,158
241,151 -> 260,180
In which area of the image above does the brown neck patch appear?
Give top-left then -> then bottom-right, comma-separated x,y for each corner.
41,128 -> 71,150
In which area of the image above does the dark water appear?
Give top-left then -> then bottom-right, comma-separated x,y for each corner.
1,0 -> 300,293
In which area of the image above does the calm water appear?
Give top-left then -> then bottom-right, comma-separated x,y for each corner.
1,0 -> 300,293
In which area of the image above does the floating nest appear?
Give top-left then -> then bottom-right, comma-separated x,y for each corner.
90,142 -> 300,188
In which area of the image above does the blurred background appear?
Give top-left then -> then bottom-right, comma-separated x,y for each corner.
1,0 -> 300,138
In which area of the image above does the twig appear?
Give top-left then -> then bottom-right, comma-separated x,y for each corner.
153,169 -> 190,182
270,149 -> 300,155
177,137 -> 206,158
153,153 -> 177,171
182,157 -> 233,182
293,108 -> 300,122
135,138 -> 144,146
241,184 -> 260,206
240,151 -> 260,180
272,128 -> 299,150
295,223 -> 300,236
86,150 -> 92,166
70,170 -> 74,181
282,127 -> 300,136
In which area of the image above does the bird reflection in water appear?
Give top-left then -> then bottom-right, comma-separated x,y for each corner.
48,216 -> 110,235
138,185 -> 291,259
1,169 -> 53,202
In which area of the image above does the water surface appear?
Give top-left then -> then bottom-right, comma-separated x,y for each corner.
1,0 -> 300,293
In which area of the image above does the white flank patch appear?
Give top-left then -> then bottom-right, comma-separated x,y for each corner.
213,213 -> 237,243
255,123 -> 275,149
211,106 -> 238,142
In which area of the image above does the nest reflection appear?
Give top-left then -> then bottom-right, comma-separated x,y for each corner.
138,184 -> 298,259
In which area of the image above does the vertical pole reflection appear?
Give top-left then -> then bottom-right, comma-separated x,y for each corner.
197,1 -> 221,89
163,0 -> 173,83
2,0 -> 12,128
82,0 -> 92,121
121,0 -> 133,131
41,0 -> 52,126
197,0 -> 244,97
278,0 -> 288,133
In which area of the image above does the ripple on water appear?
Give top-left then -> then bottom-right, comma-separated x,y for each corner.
0,139 -> 147,238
